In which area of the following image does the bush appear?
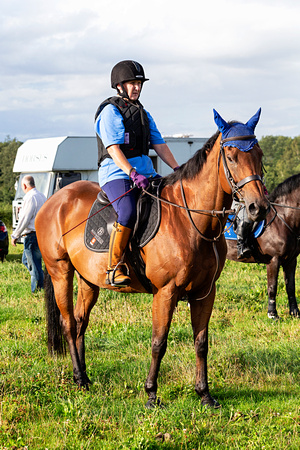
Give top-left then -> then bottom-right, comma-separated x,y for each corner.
0,201 -> 13,228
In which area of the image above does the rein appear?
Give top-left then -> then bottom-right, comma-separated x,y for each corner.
144,187 -> 235,217
265,203 -> 300,239
270,202 -> 300,211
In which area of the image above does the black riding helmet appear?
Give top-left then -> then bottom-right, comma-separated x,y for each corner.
111,60 -> 149,98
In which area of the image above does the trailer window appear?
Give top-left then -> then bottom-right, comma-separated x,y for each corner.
54,172 -> 81,192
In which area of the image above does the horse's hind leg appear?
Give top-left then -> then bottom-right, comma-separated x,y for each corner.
189,287 -> 219,407
50,260 -> 87,387
283,258 -> 300,317
74,272 -> 99,384
144,287 -> 177,408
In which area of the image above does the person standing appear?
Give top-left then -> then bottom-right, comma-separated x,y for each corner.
95,60 -> 179,287
11,175 -> 47,293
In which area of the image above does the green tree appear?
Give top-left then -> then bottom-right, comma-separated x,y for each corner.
0,137 -> 22,203
259,135 -> 300,192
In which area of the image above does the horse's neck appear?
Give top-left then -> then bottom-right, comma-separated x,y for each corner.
168,153 -> 232,239
183,152 -> 232,213
279,192 -> 300,231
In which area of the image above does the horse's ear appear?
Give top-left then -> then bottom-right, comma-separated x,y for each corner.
213,109 -> 231,135
246,108 -> 261,132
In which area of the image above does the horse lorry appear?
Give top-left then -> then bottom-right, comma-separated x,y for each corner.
12,135 -> 206,237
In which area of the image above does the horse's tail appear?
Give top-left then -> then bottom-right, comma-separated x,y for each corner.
44,267 -> 66,356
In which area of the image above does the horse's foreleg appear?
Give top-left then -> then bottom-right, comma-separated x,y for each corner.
51,263 -> 87,388
266,257 -> 280,319
74,272 -> 99,384
189,287 -> 219,407
283,258 -> 299,317
145,288 -> 177,408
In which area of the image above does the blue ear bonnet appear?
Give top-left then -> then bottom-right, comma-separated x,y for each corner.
213,108 -> 261,152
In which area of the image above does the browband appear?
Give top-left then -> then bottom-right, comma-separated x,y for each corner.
221,134 -> 256,144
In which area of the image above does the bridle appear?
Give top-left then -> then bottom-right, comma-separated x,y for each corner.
219,134 -> 263,199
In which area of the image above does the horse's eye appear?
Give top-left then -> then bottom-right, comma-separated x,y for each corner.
227,155 -> 233,163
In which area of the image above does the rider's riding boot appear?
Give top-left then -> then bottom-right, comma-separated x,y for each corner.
236,238 -> 252,259
106,222 -> 132,287
235,208 -> 253,259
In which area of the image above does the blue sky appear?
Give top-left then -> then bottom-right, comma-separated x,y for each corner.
1,0 -> 300,142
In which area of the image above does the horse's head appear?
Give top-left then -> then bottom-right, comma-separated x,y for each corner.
213,108 -> 269,222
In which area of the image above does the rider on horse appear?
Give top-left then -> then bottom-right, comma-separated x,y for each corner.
94,60 -> 179,287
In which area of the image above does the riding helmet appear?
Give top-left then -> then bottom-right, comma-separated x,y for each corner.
111,60 -> 149,89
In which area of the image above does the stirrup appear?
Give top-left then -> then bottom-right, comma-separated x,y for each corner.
237,247 -> 251,259
106,262 -> 130,287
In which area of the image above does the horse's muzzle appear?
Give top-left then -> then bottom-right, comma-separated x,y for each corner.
247,200 -> 270,222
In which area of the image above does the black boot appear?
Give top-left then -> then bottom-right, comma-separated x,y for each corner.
236,238 -> 251,259
234,205 -> 253,259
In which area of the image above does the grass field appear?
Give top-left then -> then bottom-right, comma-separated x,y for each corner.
0,237 -> 299,449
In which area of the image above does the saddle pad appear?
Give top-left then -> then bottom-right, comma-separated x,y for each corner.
84,183 -> 161,252
224,214 -> 265,240
84,200 -> 115,252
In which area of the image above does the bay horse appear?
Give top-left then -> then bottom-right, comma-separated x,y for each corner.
226,173 -> 300,319
35,109 -> 269,408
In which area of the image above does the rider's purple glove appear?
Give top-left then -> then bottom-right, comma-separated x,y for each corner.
130,170 -> 149,189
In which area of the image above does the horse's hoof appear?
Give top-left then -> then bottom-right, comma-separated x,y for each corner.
145,397 -> 164,409
73,376 -> 90,390
268,312 -> 280,320
83,373 -> 93,386
290,309 -> 300,318
201,395 -> 220,409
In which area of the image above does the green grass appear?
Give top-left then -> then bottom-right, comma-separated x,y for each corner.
0,237 -> 299,449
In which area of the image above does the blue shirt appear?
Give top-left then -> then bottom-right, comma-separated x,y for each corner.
95,103 -> 165,186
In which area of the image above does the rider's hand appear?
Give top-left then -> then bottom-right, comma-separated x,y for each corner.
129,170 -> 149,189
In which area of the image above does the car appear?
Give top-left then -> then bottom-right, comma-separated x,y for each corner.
0,220 -> 9,262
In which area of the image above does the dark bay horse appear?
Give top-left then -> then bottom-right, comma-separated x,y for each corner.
35,109 -> 269,408
226,173 -> 300,319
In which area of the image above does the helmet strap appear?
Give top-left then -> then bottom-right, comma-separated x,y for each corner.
116,81 -> 142,102
116,82 -> 128,99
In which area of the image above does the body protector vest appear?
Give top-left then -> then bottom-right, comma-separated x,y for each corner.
95,96 -> 151,166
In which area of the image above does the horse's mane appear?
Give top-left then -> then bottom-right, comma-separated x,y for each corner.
268,173 -> 300,202
160,130 -> 220,187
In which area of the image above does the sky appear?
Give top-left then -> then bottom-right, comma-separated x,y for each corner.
1,0 -> 300,143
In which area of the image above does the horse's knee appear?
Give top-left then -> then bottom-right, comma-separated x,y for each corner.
152,337 -> 167,358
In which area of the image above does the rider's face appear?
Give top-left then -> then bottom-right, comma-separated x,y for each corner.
119,80 -> 142,100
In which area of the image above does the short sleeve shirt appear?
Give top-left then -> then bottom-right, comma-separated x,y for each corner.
95,103 -> 165,186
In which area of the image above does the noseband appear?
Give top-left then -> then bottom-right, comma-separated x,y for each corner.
219,134 -> 263,198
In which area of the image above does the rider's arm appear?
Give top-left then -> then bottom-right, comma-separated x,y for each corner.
152,143 -> 179,170
107,144 -> 135,176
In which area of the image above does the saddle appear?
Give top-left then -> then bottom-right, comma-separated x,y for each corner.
84,179 -> 162,292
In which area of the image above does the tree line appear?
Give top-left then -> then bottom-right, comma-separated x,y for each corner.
0,135 -> 300,205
